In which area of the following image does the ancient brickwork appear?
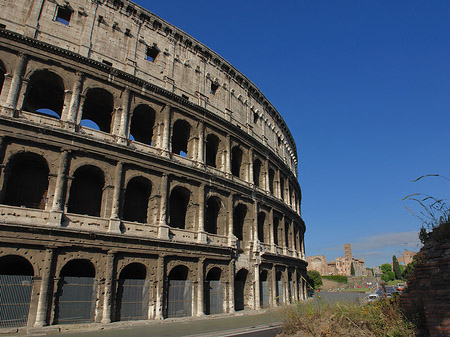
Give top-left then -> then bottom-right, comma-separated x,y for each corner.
401,241 -> 450,336
0,0 -> 306,330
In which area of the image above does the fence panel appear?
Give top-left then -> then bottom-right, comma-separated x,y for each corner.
276,280 -> 284,304
0,275 -> 33,328
260,279 -> 269,308
167,280 -> 192,318
116,279 -> 147,321
205,280 -> 222,315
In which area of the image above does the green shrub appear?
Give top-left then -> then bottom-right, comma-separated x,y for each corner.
307,270 -> 322,289
322,275 -> 348,283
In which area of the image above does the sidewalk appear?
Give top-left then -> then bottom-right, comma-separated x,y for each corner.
2,309 -> 283,337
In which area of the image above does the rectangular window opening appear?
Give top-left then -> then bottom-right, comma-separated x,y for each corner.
182,94 -> 189,101
56,6 -> 72,26
102,60 -> 113,67
210,82 -> 219,95
146,46 -> 159,62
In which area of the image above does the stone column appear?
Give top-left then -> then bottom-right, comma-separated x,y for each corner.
196,258 -> 205,316
252,200 -> 258,245
160,105 -> 171,156
108,162 -> 123,233
75,94 -> 87,125
101,251 -> 115,323
225,134 -> 231,175
269,208 -> 275,252
265,158 -> 270,193
227,193 -> 234,246
248,148 -> 254,184
197,121 -> 204,163
228,260 -> 235,313
197,183 -> 206,243
158,173 -> 169,239
117,88 -> 131,142
48,150 -> 70,226
271,265 -> 277,307
254,264 -> 261,310
34,248 -> 54,327
4,53 -> 27,113
154,255 -> 165,320
293,269 -> 299,301
65,72 -> 84,125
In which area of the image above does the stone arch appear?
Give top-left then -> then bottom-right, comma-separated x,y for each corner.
234,268 -> 249,311
205,267 -> 223,315
22,69 -> 65,118
116,262 -> 148,322
205,133 -> 220,168
130,104 -> 155,145
81,88 -> 114,133
167,265 -> 192,318
257,211 -> 266,243
122,176 -> 152,223
205,195 -> 222,235
2,152 -> 49,209
168,186 -> 191,229
231,146 -> 243,178
0,255 -> 34,328
268,168 -> 275,194
67,165 -> 105,217
171,119 -> 191,157
54,259 -> 96,324
233,203 -> 247,242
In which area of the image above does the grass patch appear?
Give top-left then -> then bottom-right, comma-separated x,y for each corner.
279,297 -> 417,336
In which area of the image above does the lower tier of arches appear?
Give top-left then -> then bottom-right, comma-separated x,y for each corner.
0,230 -> 307,328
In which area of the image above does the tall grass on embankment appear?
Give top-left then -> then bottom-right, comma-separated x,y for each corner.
279,297 -> 417,337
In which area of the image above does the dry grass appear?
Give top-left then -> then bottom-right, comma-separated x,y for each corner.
279,296 -> 417,337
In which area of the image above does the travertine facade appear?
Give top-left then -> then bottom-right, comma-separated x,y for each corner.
0,0 -> 306,329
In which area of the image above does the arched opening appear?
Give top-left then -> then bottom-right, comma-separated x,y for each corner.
259,270 -> 269,308
0,255 -> 34,328
3,153 -> 49,209
55,259 -> 95,324
167,265 -> 192,318
22,69 -> 65,118
285,220 -> 290,249
257,212 -> 266,243
276,271 -> 284,305
81,88 -> 114,133
116,263 -> 147,321
268,169 -> 275,194
205,134 -> 219,168
168,186 -> 190,229
233,204 -> 247,242
129,104 -> 155,145
234,269 -> 248,311
123,177 -> 151,223
0,61 -> 5,96
231,146 -> 242,178
205,196 -> 221,234
67,165 -> 104,217
273,216 -> 279,246
288,272 -> 293,303
253,159 -> 262,187
280,177 -> 285,201
205,268 -> 222,315
171,120 -> 190,157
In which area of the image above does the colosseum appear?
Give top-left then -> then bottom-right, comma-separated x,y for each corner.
0,0 -> 306,329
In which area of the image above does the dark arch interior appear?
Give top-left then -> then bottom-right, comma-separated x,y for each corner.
81,88 -> 114,133
60,259 -> 95,277
0,61 -> 5,96
276,271 -> 282,281
260,270 -> 268,281
130,104 -> 155,145
22,69 -> 65,118
205,197 -> 220,234
205,134 -> 219,167
273,216 -> 280,246
67,165 -> 104,217
257,212 -> 266,243
233,204 -> 247,241
172,120 -> 190,157
3,153 -> 49,209
0,255 -> 34,275
236,269 -> 248,282
123,177 -> 151,223
231,146 -> 242,177
119,263 -> 146,280
169,187 -> 190,229
268,169 -> 275,194
168,265 -> 188,280
253,159 -> 261,187
206,268 -> 221,281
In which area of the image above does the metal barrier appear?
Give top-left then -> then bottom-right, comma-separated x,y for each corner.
260,279 -> 270,308
167,280 -> 192,318
205,280 -> 222,315
0,275 -> 33,328
116,279 -> 147,321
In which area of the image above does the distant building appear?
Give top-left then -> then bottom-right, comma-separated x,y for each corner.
398,251 -> 416,266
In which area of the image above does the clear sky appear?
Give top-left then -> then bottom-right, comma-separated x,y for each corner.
133,0 -> 450,267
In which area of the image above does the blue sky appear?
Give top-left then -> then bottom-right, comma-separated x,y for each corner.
133,0 -> 450,267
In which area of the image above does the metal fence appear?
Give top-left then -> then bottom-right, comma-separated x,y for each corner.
116,279 -> 147,321
276,280 -> 284,304
260,279 -> 269,308
205,280 -> 222,315
167,280 -> 192,318
54,276 -> 95,324
0,275 -> 33,328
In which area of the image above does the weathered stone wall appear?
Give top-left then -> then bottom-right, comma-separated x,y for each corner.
401,240 -> 450,336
